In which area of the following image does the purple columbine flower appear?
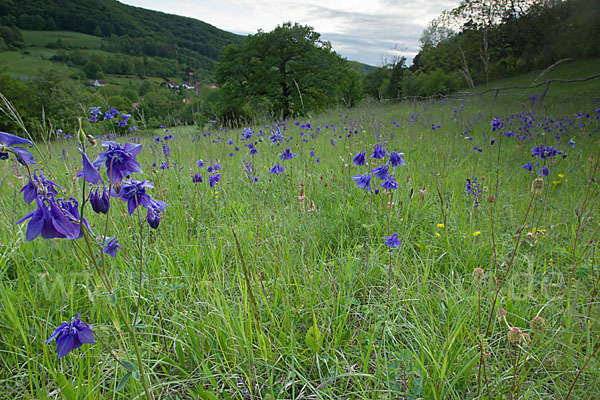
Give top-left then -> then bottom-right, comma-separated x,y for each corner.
93,141 -> 143,182
388,151 -> 405,168
280,147 -> 297,160
371,144 -> 387,159
17,196 -> 92,241
521,162 -> 533,172
371,165 -> 389,180
380,175 -> 398,190
353,150 -> 366,167
19,169 -> 63,204
209,173 -> 220,187
197,160 -> 205,168
192,172 -> 203,183
103,237 -> 120,258
45,314 -> 95,358
146,198 -> 167,229
103,107 -> 120,121
270,162 -> 285,174
383,233 -> 401,249
118,180 -> 154,215
89,186 -> 110,214
0,131 -> 36,165
352,173 -> 372,191
491,117 -> 504,131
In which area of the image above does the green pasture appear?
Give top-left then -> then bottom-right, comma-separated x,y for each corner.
0,93 -> 599,399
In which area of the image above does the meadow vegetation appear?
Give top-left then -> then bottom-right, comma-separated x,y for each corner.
0,89 -> 599,399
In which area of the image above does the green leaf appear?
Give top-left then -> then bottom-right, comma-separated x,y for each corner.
55,371 -> 77,400
305,325 -> 322,351
132,370 -> 141,381
120,360 -> 136,371
108,292 -> 116,307
116,372 -> 132,391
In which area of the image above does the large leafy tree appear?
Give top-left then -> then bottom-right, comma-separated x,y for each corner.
216,22 -> 357,119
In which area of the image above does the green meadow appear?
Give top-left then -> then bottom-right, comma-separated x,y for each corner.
0,93 -> 599,399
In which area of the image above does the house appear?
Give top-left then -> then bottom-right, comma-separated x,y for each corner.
167,81 -> 180,89
182,82 -> 195,90
89,79 -> 105,87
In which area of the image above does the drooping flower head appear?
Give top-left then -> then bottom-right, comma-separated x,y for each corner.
209,173 -> 220,187
19,169 -> 63,204
103,237 -> 121,258
280,147 -> 297,160
383,233 -> 401,249
388,151 -> 405,168
45,314 -> 95,358
118,180 -> 154,215
270,162 -> 285,174
93,141 -> 142,182
380,175 -> 399,190
352,150 -> 366,167
89,186 -> 110,214
192,172 -> 203,183
0,131 -> 36,165
371,144 -> 387,159
146,198 -> 167,229
17,196 -> 92,242
371,164 -> 389,180
352,173 -> 372,191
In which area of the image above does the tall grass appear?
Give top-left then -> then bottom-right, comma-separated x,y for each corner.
0,95 -> 598,399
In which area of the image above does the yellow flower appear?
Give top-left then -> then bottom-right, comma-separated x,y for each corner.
552,180 -> 560,186
435,232 -> 441,238
473,231 -> 481,237
437,223 -> 445,228
558,174 -> 564,178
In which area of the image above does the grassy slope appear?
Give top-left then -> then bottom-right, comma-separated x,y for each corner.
469,58 -> 600,100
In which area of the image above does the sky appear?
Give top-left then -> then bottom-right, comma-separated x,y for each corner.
120,0 -> 461,66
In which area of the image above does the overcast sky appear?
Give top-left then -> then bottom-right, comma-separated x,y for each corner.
120,0 -> 460,66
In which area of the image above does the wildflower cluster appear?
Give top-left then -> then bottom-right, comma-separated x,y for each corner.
351,144 -> 405,192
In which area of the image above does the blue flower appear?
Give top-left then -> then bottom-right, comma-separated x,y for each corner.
270,162 -> 285,174
118,180 -> 154,215
383,233 -> 401,249
196,160 -> 205,168
352,150 -> 366,166
93,141 -> 143,182
146,199 -> 167,229
103,237 -> 120,258
371,165 -> 389,180
538,166 -> 549,177
19,169 -> 63,204
89,186 -> 110,214
388,152 -> 405,168
17,196 -> 92,241
371,144 -> 387,159
0,131 -> 36,165
45,314 -> 95,358
352,173 -> 372,191
521,162 -> 533,172
192,173 -> 203,183
491,117 -> 504,131
280,148 -> 297,160
380,175 -> 398,190
209,173 -> 220,187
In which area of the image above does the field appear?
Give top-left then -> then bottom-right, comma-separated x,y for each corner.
0,93 -> 599,399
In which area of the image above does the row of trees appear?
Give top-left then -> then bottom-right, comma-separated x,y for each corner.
361,0 -> 600,99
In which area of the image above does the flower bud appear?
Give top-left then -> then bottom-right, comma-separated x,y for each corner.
473,268 -> 485,284
77,117 -> 86,147
508,326 -> 523,344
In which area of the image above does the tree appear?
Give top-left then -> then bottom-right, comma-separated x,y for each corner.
216,22 -> 353,120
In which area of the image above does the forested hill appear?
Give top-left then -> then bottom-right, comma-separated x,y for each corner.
0,0 -> 244,68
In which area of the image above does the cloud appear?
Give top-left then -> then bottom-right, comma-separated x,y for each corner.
120,0 -> 461,65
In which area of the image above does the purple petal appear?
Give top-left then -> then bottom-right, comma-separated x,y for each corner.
123,142 -> 143,155
11,146 -> 36,165
80,150 -> 102,184
55,333 -> 75,358
25,214 -> 44,242
0,131 -> 33,147
77,327 -> 95,344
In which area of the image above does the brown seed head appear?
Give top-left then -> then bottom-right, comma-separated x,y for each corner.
531,178 -> 544,195
473,268 -> 485,284
508,326 -> 523,344
487,194 -> 495,203
530,316 -> 546,333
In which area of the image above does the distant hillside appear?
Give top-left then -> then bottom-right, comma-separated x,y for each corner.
0,0 -> 244,70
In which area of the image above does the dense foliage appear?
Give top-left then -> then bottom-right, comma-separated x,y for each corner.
362,0 -> 600,98
216,23 -> 363,120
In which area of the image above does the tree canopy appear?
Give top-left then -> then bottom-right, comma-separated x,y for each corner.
216,22 -> 362,120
